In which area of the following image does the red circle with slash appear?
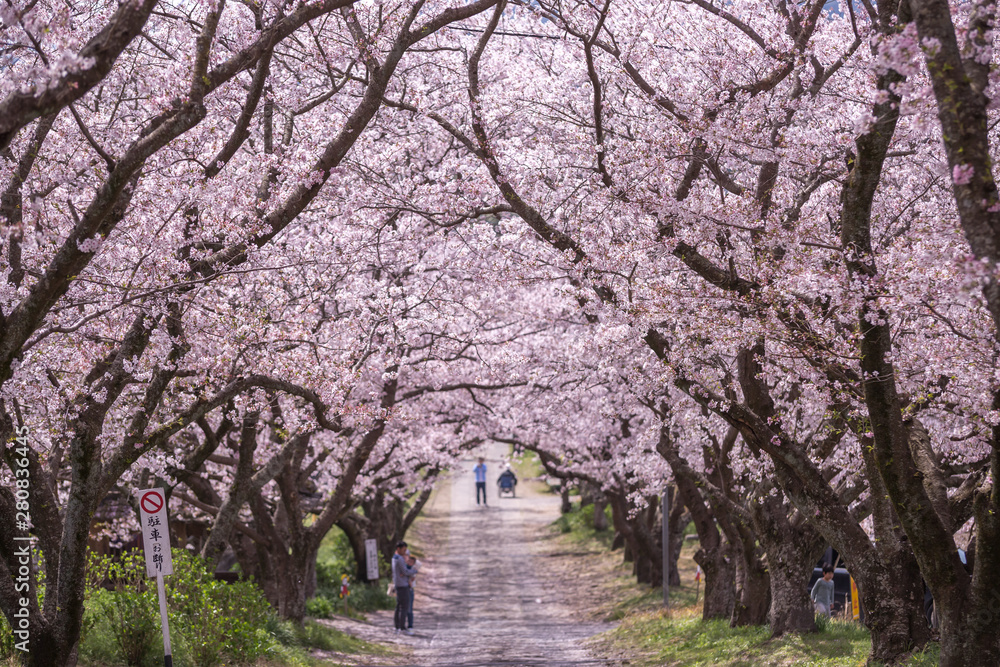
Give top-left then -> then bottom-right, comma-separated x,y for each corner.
140,491 -> 164,514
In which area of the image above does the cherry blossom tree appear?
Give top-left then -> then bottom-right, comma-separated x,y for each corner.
355,0 -> 996,661
0,0 -> 503,662
4,0 -> 1000,665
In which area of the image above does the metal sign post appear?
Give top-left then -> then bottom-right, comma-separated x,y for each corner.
663,484 -> 670,608
365,538 -> 379,581
139,488 -> 174,667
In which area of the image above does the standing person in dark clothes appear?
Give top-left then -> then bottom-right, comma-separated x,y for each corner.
392,541 -> 417,635
474,457 -> 488,506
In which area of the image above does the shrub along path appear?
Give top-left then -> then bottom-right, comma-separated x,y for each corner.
366,442 -> 617,667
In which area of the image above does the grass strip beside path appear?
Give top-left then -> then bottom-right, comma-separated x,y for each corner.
598,613 -> 940,667
546,501 -> 942,667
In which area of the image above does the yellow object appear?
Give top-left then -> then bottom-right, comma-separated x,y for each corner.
850,575 -> 860,620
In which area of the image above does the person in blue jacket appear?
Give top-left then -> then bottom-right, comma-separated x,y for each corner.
474,457 -> 488,506
392,541 -> 418,634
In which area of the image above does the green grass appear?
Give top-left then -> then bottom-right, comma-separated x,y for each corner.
606,586 -> 671,622
510,448 -> 543,482
553,501 -> 615,548
601,614 -> 940,667
551,502 -> 942,667
75,609 -> 380,667
293,620 -> 381,654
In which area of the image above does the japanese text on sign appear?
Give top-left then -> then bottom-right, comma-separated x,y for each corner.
138,488 -> 174,578
365,539 -> 379,581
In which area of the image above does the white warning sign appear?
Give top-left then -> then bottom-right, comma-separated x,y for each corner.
138,488 -> 174,578
365,538 -> 379,581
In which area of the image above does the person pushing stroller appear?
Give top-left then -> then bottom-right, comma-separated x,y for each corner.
497,465 -> 517,497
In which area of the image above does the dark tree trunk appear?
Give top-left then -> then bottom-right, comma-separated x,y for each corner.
750,493 -> 821,635
861,568 -> 929,664
765,539 -> 817,635
693,541 -> 737,620
904,3 -> 1000,659
594,496 -> 609,532
560,486 -> 572,514
609,491 -> 662,587
271,544 -> 319,622
634,550 -> 653,585
730,540 -> 770,627
337,514 -> 371,582
655,422 -> 735,620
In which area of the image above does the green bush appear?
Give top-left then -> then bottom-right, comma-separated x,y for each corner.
341,581 -> 395,613
81,549 -> 278,667
78,590 -> 116,665
314,528 -> 394,616
306,582 -> 394,621
166,550 -> 273,666
98,551 -> 161,667
305,596 -> 335,619
315,531 -> 355,596
262,615 -> 297,648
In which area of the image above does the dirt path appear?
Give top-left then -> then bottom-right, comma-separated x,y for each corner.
364,445 -> 616,667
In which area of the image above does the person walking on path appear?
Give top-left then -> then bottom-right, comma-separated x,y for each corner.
393,541 -> 418,635
406,552 -> 421,630
474,457 -> 488,506
811,563 -> 835,618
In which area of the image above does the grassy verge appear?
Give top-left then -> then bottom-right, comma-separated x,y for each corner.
75,595 -> 380,667
256,618 -> 387,667
550,503 -> 941,667
602,613 -> 940,667
510,448 -> 543,481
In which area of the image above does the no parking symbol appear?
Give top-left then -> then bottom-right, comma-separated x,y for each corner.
141,490 -> 164,514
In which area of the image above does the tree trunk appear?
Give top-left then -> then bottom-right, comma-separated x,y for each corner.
609,491 -> 662,587
560,486 -> 572,514
842,549 -> 927,665
766,543 -> 816,635
731,545 -> 770,627
932,453 -> 1000,667
750,493 -> 820,635
694,542 -> 737,620
274,545 -> 319,623
337,514 -> 372,582
593,497 -> 609,532
903,2 -> 1000,655
634,550 -> 653,585
655,424 -> 735,620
